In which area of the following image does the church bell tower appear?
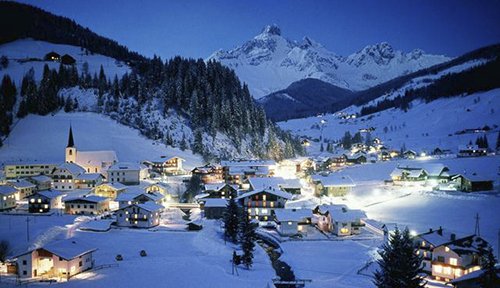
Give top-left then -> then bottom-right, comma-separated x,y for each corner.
65,125 -> 77,163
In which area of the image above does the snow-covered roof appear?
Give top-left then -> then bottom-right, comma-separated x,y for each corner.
221,159 -> 276,167
330,209 -> 366,223
248,177 -> 302,191
274,208 -> 312,222
64,195 -> 108,203
452,173 -> 492,182
41,239 -> 97,260
450,264 -> 500,284
32,190 -> 63,199
76,150 -> 118,166
458,144 -> 485,151
57,162 -> 86,175
96,182 -> 127,191
420,163 -> 448,177
228,166 -> 270,176
0,185 -> 18,195
148,156 -> 185,163
204,183 -> 237,192
115,191 -> 142,202
76,173 -> 103,181
203,198 -> 228,208
311,174 -> 355,187
135,202 -> 164,212
108,162 -> 142,171
8,179 -> 36,189
29,175 -> 52,183
194,193 -> 210,200
236,187 -> 293,201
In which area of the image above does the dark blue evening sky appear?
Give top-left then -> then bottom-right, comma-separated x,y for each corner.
18,0 -> 500,58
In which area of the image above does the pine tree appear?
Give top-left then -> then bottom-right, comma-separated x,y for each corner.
223,197 -> 239,243
373,227 -> 425,288
64,96 -> 74,112
180,133 -> 188,151
496,132 -> 500,151
342,131 -> 352,149
479,246 -> 500,288
239,208 -> 257,269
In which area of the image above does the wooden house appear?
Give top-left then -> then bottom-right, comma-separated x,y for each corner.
450,174 -> 494,192
115,190 -> 164,209
191,164 -> 223,184
51,162 -> 86,191
143,156 -> 185,176
61,54 -> 76,65
403,150 -> 417,159
0,185 -> 17,211
311,174 -> 355,197
202,198 -> 228,219
457,145 -> 487,157
7,179 -> 36,199
221,160 -> 276,185
313,205 -> 365,236
44,51 -> 60,61
28,175 -> 53,191
203,183 -> 238,199
273,208 -> 312,236
75,173 -> 104,189
93,182 -> 127,199
236,187 -> 292,222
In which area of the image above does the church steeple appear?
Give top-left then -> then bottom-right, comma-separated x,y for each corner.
67,125 -> 75,148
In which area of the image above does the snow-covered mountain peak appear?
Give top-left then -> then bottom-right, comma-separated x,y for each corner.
208,27 -> 451,98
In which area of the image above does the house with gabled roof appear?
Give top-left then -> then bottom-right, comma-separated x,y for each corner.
221,159 -> 277,184
92,182 -> 127,199
191,164 -> 223,184
0,185 -> 17,210
7,179 -> 36,199
64,195 -> 110,215
236,187 -> 292,222
75,173 -> 104,189
247,177 -> 302,195
51,162 -> 86,191
313,205 -> 366,236
143,156 -> 185,176
311,174 -> 355,197
28,190 -> 63,213
14,238 -> 96,279
28,175 -> 52,191
202,183 -> 238,199
202,198 -> 228,219
116,202 -> 163,228
273,208 -> 312,236
115,190 -> 164,209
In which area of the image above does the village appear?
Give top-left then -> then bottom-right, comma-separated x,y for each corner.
0,124 -> 497,288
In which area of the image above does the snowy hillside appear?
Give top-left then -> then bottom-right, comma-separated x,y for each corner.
279,88 -> 500,154
0,38 -> 130,83
0,112 -> 203,169
208,24 -> 449,98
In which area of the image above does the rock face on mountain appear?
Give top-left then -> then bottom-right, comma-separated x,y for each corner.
208,24 -> 450,98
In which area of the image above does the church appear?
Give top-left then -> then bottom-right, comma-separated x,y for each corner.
65,126 -> 118,174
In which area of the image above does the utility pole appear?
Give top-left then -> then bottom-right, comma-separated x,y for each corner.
474,213 -> 480,236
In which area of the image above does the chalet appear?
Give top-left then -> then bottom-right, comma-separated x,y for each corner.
277,157 -> 316,177
28,175 -> 52,191
51,162 -> 86,191
433,147 -> 452,156
145,182 -> 178,203
75,173 -> 104,189
64,195 -> 110,215
14,239 -> 96,279
379,151 -> 391,161
115,190 -> 164,209
191,164 -> 223,184
116,202 -> 163,228
202,198 -> 228,219
450,174 -> 494,192
61,54 -> 76,65
202,183 -> 238,199
457,145 -> 487,157
28,190 -> 63,213
3,163 -> 57,179
221,160 -> 276,185
247,177 -> 302,195
403,150 -> 417,159
313,205 -> 366,236
65,126 -> 118,174
107,162 -> 148,185
7,179 -> 36,199
44,51 -> 60,61
236,187 -> 292,222
414,227 -> 461,274
143,156 -> 185,176
345,153 -> 367,165
273,208 -> 312,236
311,174 -> 355,197
300,139 -> 311,147
93,182 -> 127,199
390,166 -> 428,185
424,164 -> 450,184
0,185 -> 17,211
326,154 -> 347,169
431,234 -> 487,282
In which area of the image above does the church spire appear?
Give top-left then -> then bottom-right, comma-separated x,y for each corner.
67,125 -> 75,148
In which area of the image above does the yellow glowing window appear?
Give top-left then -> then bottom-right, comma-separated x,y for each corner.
422,241 -> 425,246
125,218 -> 129,221
134,214 -> 138,219
261,209 -> 268,214
340,228 -> 349,234
443,267 -> 451,275
287,221 -> 293,225
38,199 -> 42,203
454,269 -> 461,277
248,208 -> 251,213
445,246 -> 450,252
263,195 -> 267,201
264,216 -> 268,220
125,211 -> 129,215
434,265 -> 443,273
143,215 -> 147,219
270,202 -> 274,207
449,258 -> 457,265
30,199 -> 35,203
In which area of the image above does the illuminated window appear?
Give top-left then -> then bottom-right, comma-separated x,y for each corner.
44,204 -> 49,209
443,267 -> 451,275
143,215 -> 147,219
287,221 -> 293,225
434,265 -> 443,273
247,208 -> 251,213
445,246 -> 450,252
263,195 -> 267,201
454,269 -> 462,277
449,258 -> 458,266
270,202 -> 274,208
261,209 -> 268,214
125,218 -> 129,221
125,211 -> 129,215
30,199 -> 35,203
38,199 -> 42,203
422,241 -> 426,247
340,228 -> 349,234
134,214 -> 138,219
264,216 -> 268,221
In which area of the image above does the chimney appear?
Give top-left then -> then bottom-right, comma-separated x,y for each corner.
451,234 -> 456,241
437,226 -> 443,235
429,228 -> 433,233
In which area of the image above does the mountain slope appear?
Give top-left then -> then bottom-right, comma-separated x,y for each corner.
208,24 -> 449,98
258,78 -> 354,121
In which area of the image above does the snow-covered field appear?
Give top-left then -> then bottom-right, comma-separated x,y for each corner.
0,112 -> 203,170
279,89 -> 500,155
0,39 -> 130,84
